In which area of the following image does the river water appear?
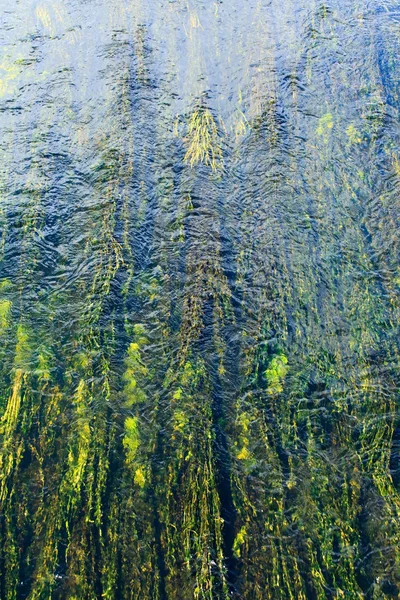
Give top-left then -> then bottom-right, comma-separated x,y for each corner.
0,1 -> 399,598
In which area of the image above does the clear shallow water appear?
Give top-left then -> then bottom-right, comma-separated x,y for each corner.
0,1 -> 399,598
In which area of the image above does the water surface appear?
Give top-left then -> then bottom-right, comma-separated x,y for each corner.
0,1 -> 399,598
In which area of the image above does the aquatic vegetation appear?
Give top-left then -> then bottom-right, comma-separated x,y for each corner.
61,380 -> 91,511
346,123 -> 363,145
0,299 -> 11,333
158,356 -> 229,599
184,106 -> 223,170
123,336 -> 149,406
123,416 -> 140,462
0,1 -> 399,598
0,57 -> 21,98
264,352 -> 288,394
316,112 -> 334,138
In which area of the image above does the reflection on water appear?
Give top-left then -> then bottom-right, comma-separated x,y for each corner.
0,0 -> 399,598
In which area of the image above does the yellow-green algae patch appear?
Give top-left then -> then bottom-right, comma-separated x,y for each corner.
0,299 -> 11,333
123,416 -> 140,463
184,106 -> 223,170
316,112 -> 334,137
264,353 -> 289,394
346,123 -> 363,144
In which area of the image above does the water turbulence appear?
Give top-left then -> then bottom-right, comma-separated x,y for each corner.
0,0 -> 399,598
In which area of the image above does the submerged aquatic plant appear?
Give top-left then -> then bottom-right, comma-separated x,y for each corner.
184,105 -> 223,170
0,2 -> 400,599
264,352 -> 289,394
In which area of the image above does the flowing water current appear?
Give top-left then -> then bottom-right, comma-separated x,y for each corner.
0,1 -> 399,598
